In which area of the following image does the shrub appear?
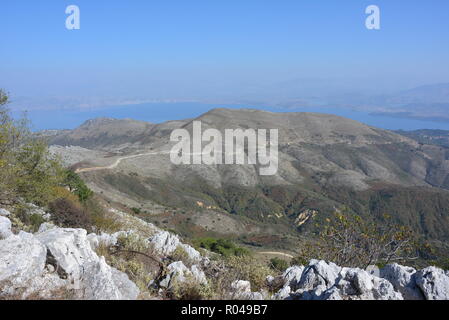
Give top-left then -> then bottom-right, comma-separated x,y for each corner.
83,198 -> 121,233
171,246 -> 193,266
100,234 -> 160,294
64,170 -> 93,203
0,89 -> 66,206
293,207 -> 419,269
269,257 -> 289,272
223,256 -> 272,292
170,278 -> 214,300
49,198 -> 92,231
15,206 -> 47,233
194,238 -> 249,257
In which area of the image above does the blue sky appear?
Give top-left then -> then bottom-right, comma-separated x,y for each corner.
1,1 -> 449,129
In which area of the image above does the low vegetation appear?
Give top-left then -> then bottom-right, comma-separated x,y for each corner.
269,257 -> 289,272
193,237 -> 249,257
292,207 -> 421,269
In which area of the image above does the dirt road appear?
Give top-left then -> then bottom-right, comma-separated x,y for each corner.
75,151 -> 170,173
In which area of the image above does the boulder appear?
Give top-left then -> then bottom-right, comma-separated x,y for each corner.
181,244 -> 202,262
296,260 -> 340,297
0,216 -> 13,239
149,231 -> 180,255
37,222 -> 56,234
272,285 -> 291,300
36,228 -> 139,300
274,261 -> 403,300
159,261 -> 207,289
87,231 -> 133,250
149,231 -> 202,262
230,280 -> 265,300
0,231 -> 47,296
332,268 -> 403,300
283,265 -> 305,290
81,257 -> 140,300
380,264 -> 423,300
415,266 -> 449,300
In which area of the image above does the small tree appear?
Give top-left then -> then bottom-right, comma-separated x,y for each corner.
0,89 -> 65,205
295,208 -> 419,269
64,169 -> 93,202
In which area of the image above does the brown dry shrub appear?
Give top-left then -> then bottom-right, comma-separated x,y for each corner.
49,198 -> 92,231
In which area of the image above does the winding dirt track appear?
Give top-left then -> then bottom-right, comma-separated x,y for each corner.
74,150 -> 216,173
75,151 -> 170,173
258,252 -> 294,259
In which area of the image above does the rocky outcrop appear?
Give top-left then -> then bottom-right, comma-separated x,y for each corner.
0,231 -> 48,296
149,231 -> 202,262
415,267 -> 449,300
36,228 -> 139,300
230,280 -> 265,300
159,261 -> 207,289
0,216 -> 139,300
87,231 -> 133,250
272,260 -> 449,300
380,264 -> 424,300
0,216 -> 13,239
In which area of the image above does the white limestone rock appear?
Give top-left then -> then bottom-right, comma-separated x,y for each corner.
231,280 -> 251,294
0,216 -> 13,239
36,228 -> 139,300
87,231 -> 134,250
380,264 -> 423,300
181,244 -> 203,262
37,222 -> 56,234
283,265 -> 305,290
277,261 -> 403,300
272,285 -> 292,300
230,280 -> 265,300
0,231 -> 47,296
149,231 -> 180,255
334,268 -> 403,300
296,260 -> 341,297
159,261 -> 207,289
149,231 -> 202,262
415,266 -> 449,300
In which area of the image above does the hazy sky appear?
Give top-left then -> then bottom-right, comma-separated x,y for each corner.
1,0 -> 449,110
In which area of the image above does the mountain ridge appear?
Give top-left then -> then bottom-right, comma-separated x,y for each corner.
46,108 -> 449,246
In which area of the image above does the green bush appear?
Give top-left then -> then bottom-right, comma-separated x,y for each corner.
269,257 -> 289,272
0,90 -> 66,206
64,170 -> 93,203
194,238 -> 249,257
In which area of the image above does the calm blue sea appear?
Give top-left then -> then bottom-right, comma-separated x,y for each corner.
13,102 -> 449,132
